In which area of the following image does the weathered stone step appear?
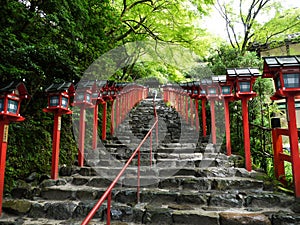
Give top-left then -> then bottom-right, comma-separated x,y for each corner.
3,196 -> 298,225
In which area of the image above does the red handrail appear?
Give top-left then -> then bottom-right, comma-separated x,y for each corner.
81,99 -> 158,225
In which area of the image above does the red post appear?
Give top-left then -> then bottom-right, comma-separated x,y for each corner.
195,100 -> 199,132
286,95 -> 300,197
210,100 -> 216,144
110,100 -> 114,136
92,104 -> 98,150
78,107 -> 86,167
272,129 -> 285,183
241,97 -> 252,171
190,99 -> 194,127
51,114 -> 62,179
185,96 -> 189,123
201,99 -> 207,137
0,120 -> 9,215
102,102 -> 107,140
116,98 -> 119,130
224,98 -> 232,155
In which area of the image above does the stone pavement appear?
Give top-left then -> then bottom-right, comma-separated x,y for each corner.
1,98 -> 300,224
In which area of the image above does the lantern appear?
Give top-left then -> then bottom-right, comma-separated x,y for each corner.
43,82 -> 74,180
262,55 -> 300,197
226,68 -> 260,96
73,80 -> 94,107
263,56 -> 300,98
43,82 -> 75,114
0,82 -> 29,120
0,81 -> 29,216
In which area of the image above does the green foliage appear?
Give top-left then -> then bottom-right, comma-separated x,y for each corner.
206,45 -> 261,75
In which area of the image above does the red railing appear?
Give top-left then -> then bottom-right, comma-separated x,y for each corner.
81,99 -> 158,225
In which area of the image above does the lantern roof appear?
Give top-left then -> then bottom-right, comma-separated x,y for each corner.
262,55 -> 300,78
226,68 -> 260,79
76,80 -> 95,89
0,81 -> 29,98
192,81 -> 201,86
45,81 -> 75,94
264,56 -> 300,68
201,78 -> 213,85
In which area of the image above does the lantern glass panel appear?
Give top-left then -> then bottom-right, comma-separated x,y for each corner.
283,73 -> 300,88
221,86 -> 231,95
274,76 -> 281,90
200,90 -> 206,95
0,99 -> 3,112
208,88 -> 216,95
193,90 -> 198,94
61,96 -> 68,108
8,99 -> 18,114
50,96 -> 60,107
86,94 -> 91,102
77,93 -> 84,101
92,93 -> 98,99
239,82 -> 251,92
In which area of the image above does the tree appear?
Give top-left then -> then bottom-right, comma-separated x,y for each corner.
214,0 -> 300,54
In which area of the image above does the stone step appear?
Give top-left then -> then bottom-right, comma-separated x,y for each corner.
2,195 -> 298,225
60,166 -> 264,180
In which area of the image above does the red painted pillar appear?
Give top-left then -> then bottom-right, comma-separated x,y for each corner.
210,100 -> 216,144
241,97 -> 252,171
190,99 -> 194,127
224,98 -> 232,155
102,102 -> 107,140
185,96 -> 189,123
78,107 -> 86,167
92,104 -> 98,150
272,128 -> 285,183
195,100 -> 199,132
202,99 -> 207,137
0,120 -> 9,215
111,100 -> 115,135
116,97 -> 119,130
51,114 -> 62,178
286,95 -> 300,197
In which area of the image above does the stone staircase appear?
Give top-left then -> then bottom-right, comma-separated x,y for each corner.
1,98 -> 300,225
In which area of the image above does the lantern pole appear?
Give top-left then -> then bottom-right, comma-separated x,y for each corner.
0,120 -> 9,215
111,100 -> 115,136
92,104 -> 98,150
286,95 -> 300,197
224,98 -> 232,155
51,114 -> 62,179
209,100 -> 217,144
195,100 -> 199,132
78,107 -> 86,167
102,102 -> 107,140
241,97 -> 252,171
201,99 -> 207,137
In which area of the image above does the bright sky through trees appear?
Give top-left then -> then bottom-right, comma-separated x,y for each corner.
204,0 -> 300,38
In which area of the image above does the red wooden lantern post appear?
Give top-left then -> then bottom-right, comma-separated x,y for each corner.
101,82 -> 114,141
73,81 -> 94,167
43,82 -> 74,179
227,68 -> 260,171
215,75 -> 235,156
191,81 -> 201,132
202,78 -> 220,144
0,82 -> 29,215
262,55 -> 300,197
91,81 -> 106,150
197,82 -> 207,138
109,84 -> 117,136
